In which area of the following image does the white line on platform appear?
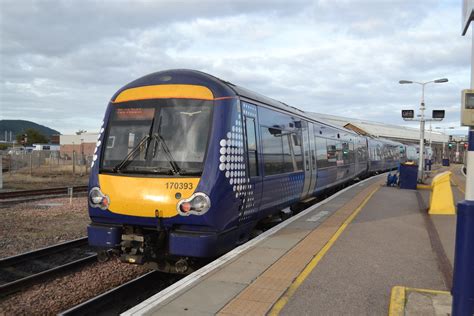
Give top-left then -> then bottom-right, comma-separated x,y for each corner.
306,210 -> 329,222
122,174 -> 384,316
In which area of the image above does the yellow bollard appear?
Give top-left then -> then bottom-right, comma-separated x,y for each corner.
429,171 -> 456,215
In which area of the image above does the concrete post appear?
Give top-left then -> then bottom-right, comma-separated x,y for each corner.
72,151 -> 76,175
29,152 -> 33,176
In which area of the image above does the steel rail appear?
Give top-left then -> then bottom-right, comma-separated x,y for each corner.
59,271 -> 180,316
0,186 -> 88,200
0,237 -> 95,297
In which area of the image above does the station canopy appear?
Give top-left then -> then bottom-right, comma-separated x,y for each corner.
306,112 -> 450,144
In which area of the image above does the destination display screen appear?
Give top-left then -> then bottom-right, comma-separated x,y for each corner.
432,110 -> 445,119
401,110 -> 414,119
114,108 -> 155,120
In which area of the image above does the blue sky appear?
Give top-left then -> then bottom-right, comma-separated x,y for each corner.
0,0 -> 472,135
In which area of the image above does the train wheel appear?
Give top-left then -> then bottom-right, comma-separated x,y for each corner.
97,250 -> 110,262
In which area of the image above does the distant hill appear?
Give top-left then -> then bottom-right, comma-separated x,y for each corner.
0,120 -> 60,141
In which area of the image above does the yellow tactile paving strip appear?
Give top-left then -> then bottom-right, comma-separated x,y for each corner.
218,180 -> 383,316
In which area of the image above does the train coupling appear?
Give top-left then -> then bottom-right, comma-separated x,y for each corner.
120,228 -> 147,264
119,227 -> 165,265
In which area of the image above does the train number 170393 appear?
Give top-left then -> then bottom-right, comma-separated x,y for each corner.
165,182 -> 194,190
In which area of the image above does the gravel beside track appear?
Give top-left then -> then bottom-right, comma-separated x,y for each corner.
0,197 -> 89,259
0,238 -> 96,298
0,259 -> 152,315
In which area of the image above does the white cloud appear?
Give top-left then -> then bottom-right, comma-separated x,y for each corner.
0,0 -> 471,136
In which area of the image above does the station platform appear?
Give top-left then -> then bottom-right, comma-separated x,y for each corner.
124,166 -> 465,316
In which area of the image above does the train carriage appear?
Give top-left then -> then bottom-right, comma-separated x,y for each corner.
87,69 -> 400,273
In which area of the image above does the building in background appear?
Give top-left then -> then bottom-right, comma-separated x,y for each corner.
60,133 -> 98,158
50,134 -> 60,144
32,144 -> 60,151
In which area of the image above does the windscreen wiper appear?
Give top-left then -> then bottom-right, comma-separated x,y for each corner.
178,169 -> 202,176
113,135 -> 150,172
151,133 -> 181,175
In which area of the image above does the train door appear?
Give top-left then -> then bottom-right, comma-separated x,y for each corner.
240,102 -> 263,222
300,120 -> 313,199
307,123 -> 317,195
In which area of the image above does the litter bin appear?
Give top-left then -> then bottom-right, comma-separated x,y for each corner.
399,163 -> 418,190
442,158 -> 450,166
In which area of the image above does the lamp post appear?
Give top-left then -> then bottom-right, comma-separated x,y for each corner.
399,78 -> 448,182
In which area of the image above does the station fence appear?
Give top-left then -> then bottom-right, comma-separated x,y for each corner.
0,150 -> 92,176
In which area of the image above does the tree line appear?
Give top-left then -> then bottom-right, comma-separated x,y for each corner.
15,128 -> 49,146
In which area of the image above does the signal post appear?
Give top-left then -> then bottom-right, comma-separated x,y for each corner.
400,108 -> 446,181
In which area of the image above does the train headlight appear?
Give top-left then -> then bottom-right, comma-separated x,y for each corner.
177,192 -> 211,216
89,187 -> 110,210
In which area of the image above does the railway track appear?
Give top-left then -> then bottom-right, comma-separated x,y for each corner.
0,186 -> 88,200
0,237 -> 96,298
59,179 -> 367,314
60,271 -> 182,315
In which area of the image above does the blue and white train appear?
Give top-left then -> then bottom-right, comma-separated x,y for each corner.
87,69 -> 403,273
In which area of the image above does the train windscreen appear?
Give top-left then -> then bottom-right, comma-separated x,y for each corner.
100,98 -> 213,176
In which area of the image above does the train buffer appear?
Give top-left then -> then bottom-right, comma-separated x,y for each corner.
123,167 -> 463,316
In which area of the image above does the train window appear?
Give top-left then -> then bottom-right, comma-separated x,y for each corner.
342,142 -> 350,164
315,137 -> 328,168
336,142 -> 343,164
261,126 -> 303,175
245,117 -> 259,177
282,134 -> 292,172
349,142 -> 355,163
282,133 -> 303,173
357,143 -> 366,161
326,140 -> 337,166
261,127 -> 284,175
246,118 -> 257,151
292,133 -> 303,171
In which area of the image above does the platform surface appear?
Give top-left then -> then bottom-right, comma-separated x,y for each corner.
124,165 -> 463,316
279,186 -> 445,315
